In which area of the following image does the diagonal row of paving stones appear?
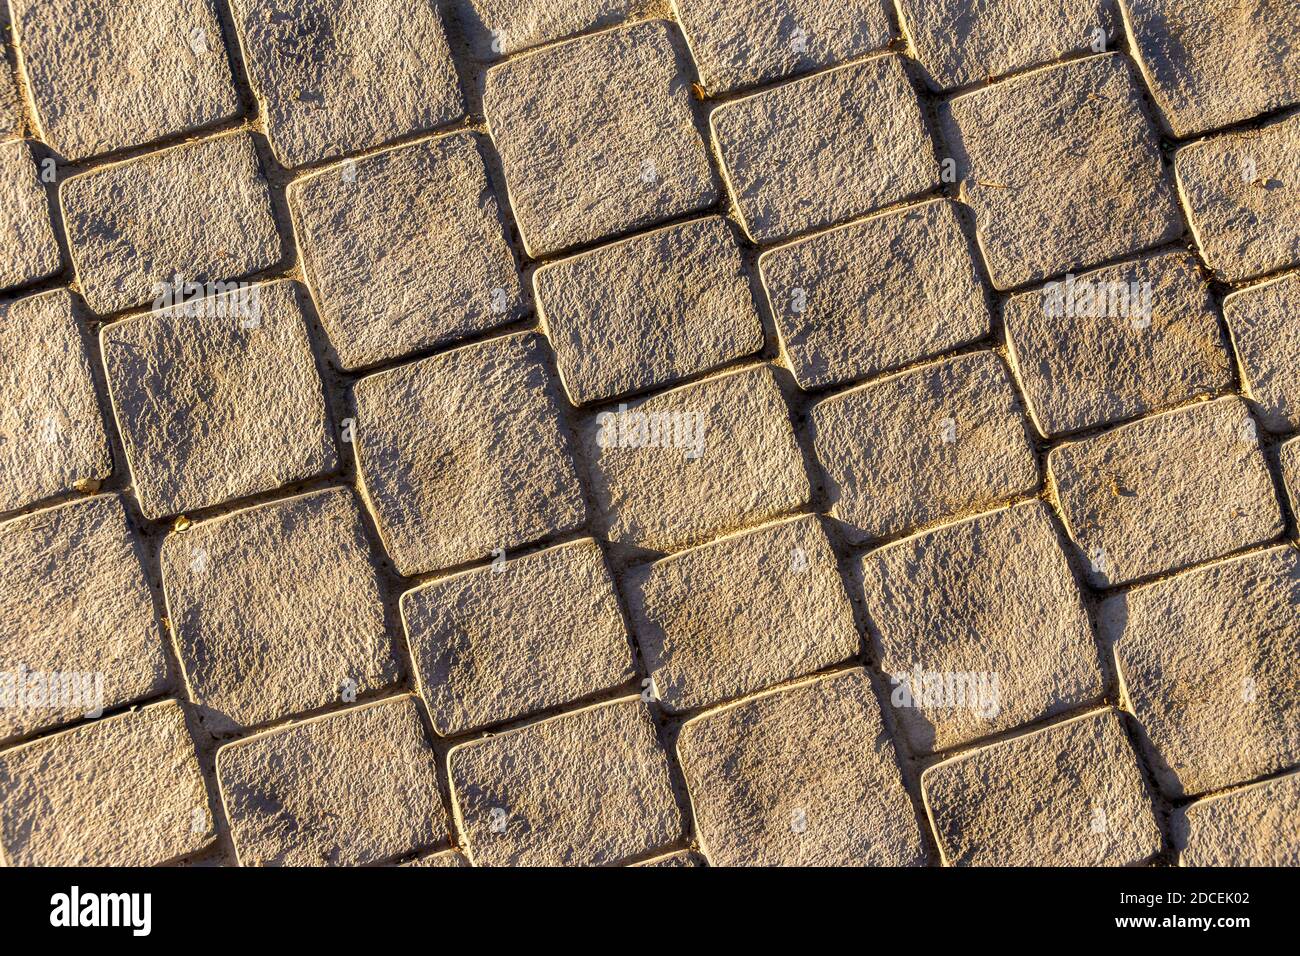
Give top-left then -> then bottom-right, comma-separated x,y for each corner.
1,0 -> 1298,867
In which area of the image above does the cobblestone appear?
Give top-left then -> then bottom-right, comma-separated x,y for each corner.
0,139 -> 60,291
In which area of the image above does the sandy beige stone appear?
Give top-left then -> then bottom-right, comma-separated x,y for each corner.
290,132 -> 524,371
452,0 -> 639,59
1104,546 -> 1300,798
627,515 -> 858,713
678,669 -> 925,866
0,700 -> 212,866
218,695 -> 446,867
813,352 -> 1038,543
0,289 -> 111,512
535,216 -> 763,405
633,849 -> 706,867
0,52 -> 20,138
1225,272 -> 1300,432
60,132 -> 281,314
759,199 -> 991,390
712,55 -> 936,244
0,495 -> 166,742
354,332 -> 586,576
162,487 -> 397,735
1006,251 -> 1232,436
404,848 -> 471,867
484,20 -> 716,257
449,697 -> 681,866
899,0 -> 1113,91
0,139 -> 60,291
672,0 -> 892,93
1049,397 -> 1282,587
946,54 -> 1181,290
923,709 -> 1160,866
1120,0 -> 1300,138
584,365 -> 810,553
101,280 -> 335,519
228,0 -> 463,169
1282,437 -> 1300,515
861,502 -> 1102,753
1178,770 -> 1300,867
401,538 -> 634,736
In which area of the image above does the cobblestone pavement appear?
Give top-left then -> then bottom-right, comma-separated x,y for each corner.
0,0 -> 1298,868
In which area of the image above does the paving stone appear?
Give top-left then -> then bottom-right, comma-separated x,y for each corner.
860,501 -> 1102,753
401,538 -> 634,736
290,132 -> 524,371
1282,437 -> 1300,514
1005,251 -> 1233,436
1176,112 -> 1300,284
584,365 -> 810,553
812,352 -> 1039,543
353,332 -> 586,575
1103,546 -> 1300,797
60,132 -> 281,314
1048,397 -> 1282,587
899,0 -> 1114,91
101,279 -> 335,519
1225,271 -> 1300,432
535,216 -> 763,405
923,709 -> 1160,866
217,695 -> 446,866
626,515 -> 859,713
711,54 -> 936,244
162,487 -> 397,735
0,289 -> 111,513
0,700 -> 211,866
484,20 -> 716,256
0,139 -> 60,291
677,669 -> 925,866
945,53 -> 1182,290
672,0 -> 892,94
449,697 -> 681,866
9,0 -> 241,161
1,52 -> 22,138
228,0 -> 463,169
452,0 -> 639,59
404,848 -> 471,867
0,495 -> 166,742
759,199 -> 991,391
1178,769 -> 1300,867
633,849 -> 706,867
1120,0 -> 1300,138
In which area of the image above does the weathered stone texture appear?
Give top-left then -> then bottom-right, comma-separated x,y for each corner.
452,0 -> 639,59
1225,271 -> 1300,432
0,139 -> 60,291
1178,770 -> 1300,867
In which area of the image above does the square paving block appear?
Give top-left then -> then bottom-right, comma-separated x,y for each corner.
1225,271 -> 1300,432
451,0 -> 639,59
0,139 -> 60,292
1177,769 -> 1300,867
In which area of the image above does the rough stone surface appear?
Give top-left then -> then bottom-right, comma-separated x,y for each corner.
449,697 -> 682,866
1120,0 -> 1300,138
946,54 -> 1182,290
228,0 -> 464,169
861,502 -> 1102,753
0,52 -> 21,138
923,709 -> 1162,866
584,365 -> 811,553
712,54 -> 936,244
162,487 -> 397,735
678,669 -> 925,866
60,132 -> 281,314
1177,112 -> 1300,284
290,132 -> 524,371
627,515 -> 859,713
672,0 -> 892,93
401,538 -> 634,736
484,20 -> 716,256
101,280 -> 335,519
899,0 -> 1114,91
0,139 -> 60,291
1282,437 -> 1300,516
813,352 -> 1039,543
9,0 -> 241,161
634,849 -> 706,867
1005,251 -> 1233,436
0,495 -> 166,742
535,216 -> 763,405
1104,546 -> 1300,798
405,848 -> 471,867
1225,271 -> 1300,432
759,199 -> 991,390
1049,397 -> 1282,587
452,0 -> 639,59
0,700 -> 211,866
0,289 -> 111,513
217,695 -> 446,867
1178,770 -> 1300,867
354,332 -> 586,576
